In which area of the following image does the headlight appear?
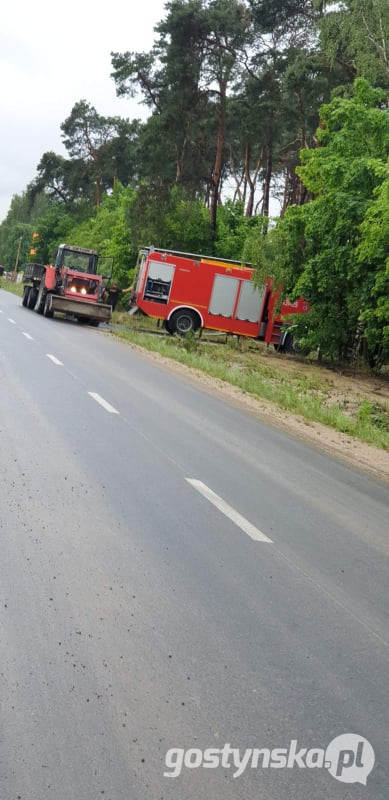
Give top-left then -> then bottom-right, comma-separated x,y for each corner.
70,285 -> 76,293
81,287 -> 87,295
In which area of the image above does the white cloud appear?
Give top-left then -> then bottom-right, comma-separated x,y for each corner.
0,0 -> 165,220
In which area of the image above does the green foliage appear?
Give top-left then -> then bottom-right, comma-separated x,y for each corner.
33,205 -> 75,263
0,222 -> 32,270
112,1 -> 215,196
129,189 -> 259,260
320,0 -> 389,89
357,169 -> 389,361
215,201 -> 263,260
0,189 -> 50,269
164,188 -> 213,253
243,211 -> 304,288
0,279 -> 24,297
248,79 -> 389,363
65,183 -> 137,283
1,0 -> 388,371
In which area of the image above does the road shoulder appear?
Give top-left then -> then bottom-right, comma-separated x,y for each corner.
108,334 -> 389,483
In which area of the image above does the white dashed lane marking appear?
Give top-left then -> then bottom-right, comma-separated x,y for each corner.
46,354 -> 63,366
22,332 -> 34,340
186,479 -> 273,543
88,392 -> 119,415
8,318 -> 16,324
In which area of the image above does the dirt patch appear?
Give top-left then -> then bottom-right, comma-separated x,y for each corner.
259,347 -> 389,404
114,338 -> 389,483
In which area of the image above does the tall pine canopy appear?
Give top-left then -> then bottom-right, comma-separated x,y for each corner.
1,0 -> 388,367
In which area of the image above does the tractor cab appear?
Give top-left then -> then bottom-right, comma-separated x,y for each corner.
54,245 -> 99,275
53,245 -> 103,302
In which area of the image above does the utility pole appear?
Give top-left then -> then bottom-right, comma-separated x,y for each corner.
13,236 -> 22,281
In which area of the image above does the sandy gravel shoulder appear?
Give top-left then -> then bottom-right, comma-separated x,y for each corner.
118,339 -> 389,483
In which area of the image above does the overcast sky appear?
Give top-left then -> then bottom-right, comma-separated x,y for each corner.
0,0 -> 166,221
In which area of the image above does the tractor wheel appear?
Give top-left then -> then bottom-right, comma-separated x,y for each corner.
22,285 -> 30,307
27,288 -> 38,309
168,308 -> 201,336
34,282 -> 46,314
43,293 -> 54,318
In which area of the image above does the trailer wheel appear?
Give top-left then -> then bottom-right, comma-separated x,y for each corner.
27,288 -> 38,309
89,320 -> 100,327
168,308 -> 201,335
22,285 -> 30,307
43,293 -> 54,318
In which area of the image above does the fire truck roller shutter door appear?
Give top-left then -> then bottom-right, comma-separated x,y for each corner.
236,281 -> 266,323
209,275 -> 239,318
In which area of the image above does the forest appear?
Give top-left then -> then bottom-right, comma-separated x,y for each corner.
0,0 -> 388,365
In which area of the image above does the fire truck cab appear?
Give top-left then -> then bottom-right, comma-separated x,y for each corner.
132,247 -> 308,348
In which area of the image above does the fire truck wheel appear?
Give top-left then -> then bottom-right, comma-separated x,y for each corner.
283,332 -> 295,353
164,319 -> 173,335
169,308 -> 201,336
27,288 -> 38,309
43,293 -> 54,318
22,285 -> 30,307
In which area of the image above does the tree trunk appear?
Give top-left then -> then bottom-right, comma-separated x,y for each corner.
229,144 -> 243,202
210,78 -> 227,234
262,139 -> 273,219
245,146 -> 262,218
242,176 -> 247,207
280,169 -> 290,218
281,167 -> 305,214
281,167 -> 300,216
175,137 -> 187,183
244,143 -> 254,217
298,180 -> 307,205
95,179 -> 102,206
94,154 -> 102,206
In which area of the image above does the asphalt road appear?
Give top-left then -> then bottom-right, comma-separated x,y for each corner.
0,288 -> 388,800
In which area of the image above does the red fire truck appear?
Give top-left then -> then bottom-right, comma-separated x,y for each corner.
131,247 -> 308,351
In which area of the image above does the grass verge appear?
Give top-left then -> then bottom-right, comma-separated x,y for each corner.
1,279 -> 24,297
111,328 -> 389,451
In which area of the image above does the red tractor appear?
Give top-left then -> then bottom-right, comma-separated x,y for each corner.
22,244 -> 112,326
